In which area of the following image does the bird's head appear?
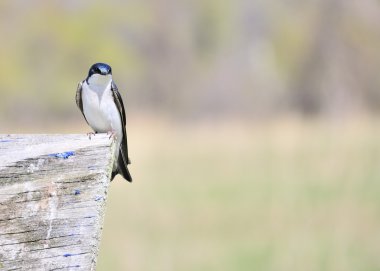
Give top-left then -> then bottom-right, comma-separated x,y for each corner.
87,62 -> 112,86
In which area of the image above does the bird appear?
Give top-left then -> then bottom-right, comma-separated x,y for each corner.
76,62 -> 132,182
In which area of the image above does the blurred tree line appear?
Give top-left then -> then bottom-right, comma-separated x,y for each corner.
0,0 -> 379,122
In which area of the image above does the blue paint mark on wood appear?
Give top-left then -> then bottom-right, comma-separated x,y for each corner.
0,140 -> 13,143
48,151 -> 75,159
74,189 -> 81,195
94,195 -> 103,201
63,253 -> 84,259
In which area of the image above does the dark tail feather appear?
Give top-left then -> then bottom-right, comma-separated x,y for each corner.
111,150 -> 132,182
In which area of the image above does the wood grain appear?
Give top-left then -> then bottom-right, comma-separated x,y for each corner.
0,134 -> 115,271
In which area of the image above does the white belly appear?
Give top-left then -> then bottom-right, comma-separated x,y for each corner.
82,83 -> 120,130
82,82 -> 123,153
81,80 -> 123,171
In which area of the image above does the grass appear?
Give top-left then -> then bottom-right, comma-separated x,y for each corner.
82,116 -> 380,270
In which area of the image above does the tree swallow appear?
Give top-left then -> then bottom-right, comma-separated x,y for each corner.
76,63 -> 132,182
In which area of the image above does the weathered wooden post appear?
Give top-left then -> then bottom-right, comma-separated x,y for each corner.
0,134 -> 115,271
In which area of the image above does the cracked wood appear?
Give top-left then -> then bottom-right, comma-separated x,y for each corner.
0,134 -> 115,271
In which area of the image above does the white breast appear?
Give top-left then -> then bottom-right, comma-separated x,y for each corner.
81,81 -> 123,142
81,78 -> 123,171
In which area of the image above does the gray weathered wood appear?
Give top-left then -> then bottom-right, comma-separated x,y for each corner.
0,134 -> 115,271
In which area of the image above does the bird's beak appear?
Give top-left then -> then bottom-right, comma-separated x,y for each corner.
99,67 -> 109,75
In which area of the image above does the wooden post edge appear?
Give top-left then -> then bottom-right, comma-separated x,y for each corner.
0,134 -> 115,271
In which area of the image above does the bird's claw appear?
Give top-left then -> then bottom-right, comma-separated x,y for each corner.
87,132 -> 96,140
107,130 -> 117,140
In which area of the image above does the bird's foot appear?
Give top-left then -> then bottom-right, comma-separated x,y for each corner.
87,132 -> 96,140
107,130 -> 117,140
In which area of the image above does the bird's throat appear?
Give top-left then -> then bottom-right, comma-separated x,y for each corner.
87,74 -> 112,87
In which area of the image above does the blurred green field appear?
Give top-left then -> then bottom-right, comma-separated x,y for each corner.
94,116 -> 380,271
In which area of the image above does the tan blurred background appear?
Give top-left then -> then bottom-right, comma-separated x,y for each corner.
2,0 -> 380,270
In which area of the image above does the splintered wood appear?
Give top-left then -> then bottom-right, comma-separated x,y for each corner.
0,134 -> 115,271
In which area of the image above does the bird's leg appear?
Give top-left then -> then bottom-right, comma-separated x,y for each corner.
107,130 -> 117,140
87,131 -> 96,140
